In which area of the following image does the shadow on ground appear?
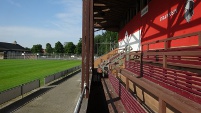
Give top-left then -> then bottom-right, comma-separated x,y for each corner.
86,69 -> 109,113
87,81 -> 109,113
0,70 -> 80,113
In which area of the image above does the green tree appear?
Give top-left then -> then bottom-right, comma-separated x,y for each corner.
94,31 -> 118,56
24,47 -> 31,52
46,43 -> 53,53
54,41 -> 64,53
75,38 -> 82,55
31,44 -> 43,53
64,42 -> 76,54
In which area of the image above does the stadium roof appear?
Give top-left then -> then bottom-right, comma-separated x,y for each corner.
93,0 -> 137,32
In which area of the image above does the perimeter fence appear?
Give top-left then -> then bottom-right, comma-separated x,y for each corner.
0,65 -> 81,106
4,52 -> 81,60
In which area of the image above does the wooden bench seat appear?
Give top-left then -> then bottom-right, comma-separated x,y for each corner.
120,68 -> 201,113
125,61 -> 201,104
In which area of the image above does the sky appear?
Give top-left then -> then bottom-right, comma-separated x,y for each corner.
0,0 -> 82,48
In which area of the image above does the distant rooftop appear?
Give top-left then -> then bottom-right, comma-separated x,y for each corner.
0,42 -> 26,52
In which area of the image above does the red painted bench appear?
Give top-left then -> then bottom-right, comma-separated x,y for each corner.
125,61 -> 201,104
108,72 -> 147,113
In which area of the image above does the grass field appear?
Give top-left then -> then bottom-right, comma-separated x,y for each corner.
0,59 -> 81,92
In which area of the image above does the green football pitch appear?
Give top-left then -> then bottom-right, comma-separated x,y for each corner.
0,59 -> 81,92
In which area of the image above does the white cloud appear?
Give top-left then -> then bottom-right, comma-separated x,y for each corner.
0,26 -> 81,48
0,26 -> 65,38
56,13 -> 68,19
7,0 -> 21,7
0,0 -> 82,48
49,0 -> 82,30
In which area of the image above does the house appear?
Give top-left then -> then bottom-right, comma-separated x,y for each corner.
0,41 -> 28,59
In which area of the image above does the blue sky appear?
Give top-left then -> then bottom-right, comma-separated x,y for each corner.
0,0 -> 82,48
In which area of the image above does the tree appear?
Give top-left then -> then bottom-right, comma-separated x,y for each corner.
46,43 -> 53,53
94,31 -> 118,56
54,41 -> 64,53
64,42 -> 76,54
24,47 -> 31,52
31,44 -> 43,53
75,38 -> 82,55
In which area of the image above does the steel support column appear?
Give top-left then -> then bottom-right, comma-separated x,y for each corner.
81,0 -> 86,94
82,0 -> 91,98
89,0 -> 94,73
85,0 -> 90,98
89,0 -> 94,97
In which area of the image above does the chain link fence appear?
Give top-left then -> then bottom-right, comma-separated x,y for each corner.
38,53 -> 81,60
5,52 -> 36,59
3,52 -> 81,60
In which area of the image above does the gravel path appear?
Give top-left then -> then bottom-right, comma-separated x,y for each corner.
13,72 -> 81,113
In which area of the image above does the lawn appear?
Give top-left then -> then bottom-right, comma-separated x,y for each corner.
0,59 -> 81,92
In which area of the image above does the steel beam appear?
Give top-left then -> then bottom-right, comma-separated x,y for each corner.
94,3 -> 106,7
90,0 -> 94,72
82,0 -> 94,98
81,0 -> 86,94
85,0 -> 90,98
82,0 -> 90,98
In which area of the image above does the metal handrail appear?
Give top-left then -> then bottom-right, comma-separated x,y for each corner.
73,84 -> 87,113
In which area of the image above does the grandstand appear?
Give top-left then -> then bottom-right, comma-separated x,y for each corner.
80,0 -> 201,113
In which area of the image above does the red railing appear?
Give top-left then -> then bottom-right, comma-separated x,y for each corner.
125,61 -> 201,104
142,31 -> 201,51
143,47 -> 201,69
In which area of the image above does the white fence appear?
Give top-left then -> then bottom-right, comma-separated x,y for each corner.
5,52 -> 82,60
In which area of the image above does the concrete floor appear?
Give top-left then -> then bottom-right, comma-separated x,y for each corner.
86,72 -> 126,113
